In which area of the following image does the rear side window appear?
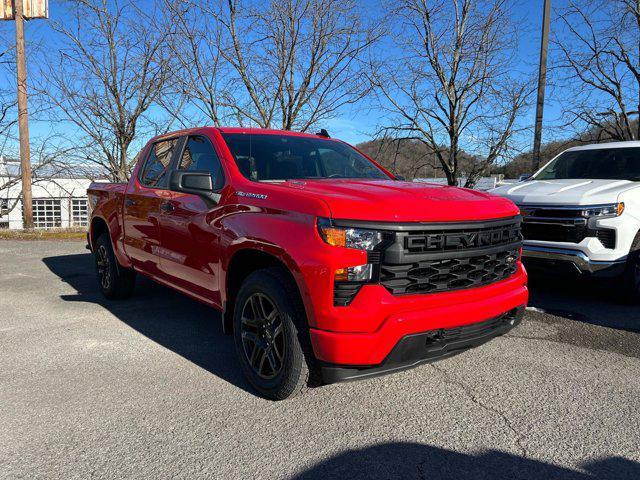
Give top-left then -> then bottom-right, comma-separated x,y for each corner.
139,138 -> 179,187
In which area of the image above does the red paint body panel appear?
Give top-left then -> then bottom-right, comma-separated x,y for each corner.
309,266 -> 528,365
88,126 -> 528,369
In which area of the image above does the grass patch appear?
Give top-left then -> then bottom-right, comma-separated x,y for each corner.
0,227 -> 87,241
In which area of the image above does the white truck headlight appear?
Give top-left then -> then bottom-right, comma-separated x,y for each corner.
580,203 -> 624,218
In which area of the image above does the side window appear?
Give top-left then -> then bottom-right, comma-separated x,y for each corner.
177,136 -> 224,189
140,138 -> 179,188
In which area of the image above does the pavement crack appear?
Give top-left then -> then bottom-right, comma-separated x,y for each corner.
430,363 -> 529,458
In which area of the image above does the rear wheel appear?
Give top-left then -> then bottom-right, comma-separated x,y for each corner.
94,233 -> 136,300
233,268 -> 314,400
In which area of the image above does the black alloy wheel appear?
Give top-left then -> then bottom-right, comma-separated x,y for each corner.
240,293 -> 285,379
232,267 -> 315,400
94,232 -> 136,300
96,244 -> 112,291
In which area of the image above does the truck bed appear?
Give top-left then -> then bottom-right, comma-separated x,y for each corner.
87,182 -> 127,251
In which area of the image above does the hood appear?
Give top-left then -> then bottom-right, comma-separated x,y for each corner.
271,179 -> 518,222
491,178 -> 640,205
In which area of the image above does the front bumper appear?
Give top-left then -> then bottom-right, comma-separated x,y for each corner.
309,265 -> 528,368
321,306 -> 524,383
522,244 -> 625,276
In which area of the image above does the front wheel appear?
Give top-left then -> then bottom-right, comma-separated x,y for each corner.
94,233 -> 136,300
621,233 -> 640,303
233,268 -> 314,400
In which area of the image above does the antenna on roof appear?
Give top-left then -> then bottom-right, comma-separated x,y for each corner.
316,129 -> 330,138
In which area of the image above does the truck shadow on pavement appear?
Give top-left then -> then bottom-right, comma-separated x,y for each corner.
527,274 -> 640,333
292,442 -> 640,480
42,252 -> 253,395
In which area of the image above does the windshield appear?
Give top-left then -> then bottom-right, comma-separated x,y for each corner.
221,133 -> 390,181
535,147 -> 640,181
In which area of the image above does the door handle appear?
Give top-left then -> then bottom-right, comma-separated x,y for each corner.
124,198 -> 136,207
160,201 -> 175,213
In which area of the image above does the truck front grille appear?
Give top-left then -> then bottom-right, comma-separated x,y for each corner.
378,217 -> 522,296
519,205 -> 616,249
380,248 -> 520,295
522,222 -> 587,243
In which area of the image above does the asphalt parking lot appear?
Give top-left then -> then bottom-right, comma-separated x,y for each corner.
1,240 -> 639,479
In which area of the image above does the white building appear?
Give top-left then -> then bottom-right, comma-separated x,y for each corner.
0,155 -> 96,230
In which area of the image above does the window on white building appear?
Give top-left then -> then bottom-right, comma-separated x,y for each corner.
71,198 -> 89,227
0,198 -> 8,216
32,199 -> 62,229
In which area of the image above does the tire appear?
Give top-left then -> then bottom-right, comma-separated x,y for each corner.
94,232 -> 136,300
233,267 -> 315,400
621,232 -> 640,303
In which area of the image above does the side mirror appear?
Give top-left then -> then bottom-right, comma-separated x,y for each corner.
169,170 -> 221,203
395,175 -> 406,181
518,174 -> 532,182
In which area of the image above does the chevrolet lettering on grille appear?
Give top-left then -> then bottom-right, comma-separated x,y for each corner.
405,226 -> 521,251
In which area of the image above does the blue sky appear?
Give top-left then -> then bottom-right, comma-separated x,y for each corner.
327,0 -> 572,145
1,0 -> 572,152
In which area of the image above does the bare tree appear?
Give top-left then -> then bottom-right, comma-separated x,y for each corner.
555,0 -> 639,141
371,0 -> 530,187
359,136 -> 446,180
167,0 -> 379,131
158,0 -> 230,128
0,92 -> 16,152
0,32 -> 17,151
39,0 -> 173,181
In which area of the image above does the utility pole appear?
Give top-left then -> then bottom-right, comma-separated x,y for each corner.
14,0 -> 33,229
532,0 -> 551,172
2,1 -> 47,228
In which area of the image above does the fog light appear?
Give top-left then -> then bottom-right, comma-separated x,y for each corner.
335,264 -> 372,282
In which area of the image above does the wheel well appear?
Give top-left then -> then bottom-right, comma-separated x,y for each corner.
224,249 -> 302,334
90,217 -> 109,248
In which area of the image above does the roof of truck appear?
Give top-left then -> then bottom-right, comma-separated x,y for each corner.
150,127 -> 337,144
216,127 -> 333,139
566,141 -> 640,151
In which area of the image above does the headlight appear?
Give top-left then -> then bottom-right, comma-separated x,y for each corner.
335,264 -> 373,282
317,218 -> 383,251
580,203 -> 624,218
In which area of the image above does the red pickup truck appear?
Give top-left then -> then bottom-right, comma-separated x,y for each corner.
87,127 -> 528,399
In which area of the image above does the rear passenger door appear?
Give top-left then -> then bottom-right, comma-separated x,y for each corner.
122,137 -> 181,277
158,135 -> 226,305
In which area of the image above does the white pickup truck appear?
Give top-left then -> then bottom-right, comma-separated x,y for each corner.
491,141 -> 640,299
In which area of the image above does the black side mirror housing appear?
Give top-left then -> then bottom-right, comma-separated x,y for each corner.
169,170 -> 221,203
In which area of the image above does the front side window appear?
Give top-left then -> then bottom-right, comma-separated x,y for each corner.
221,133 -> 390,181
536,147 -> 640,181
177,136 -> 224,189
139,138 -> 179,187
